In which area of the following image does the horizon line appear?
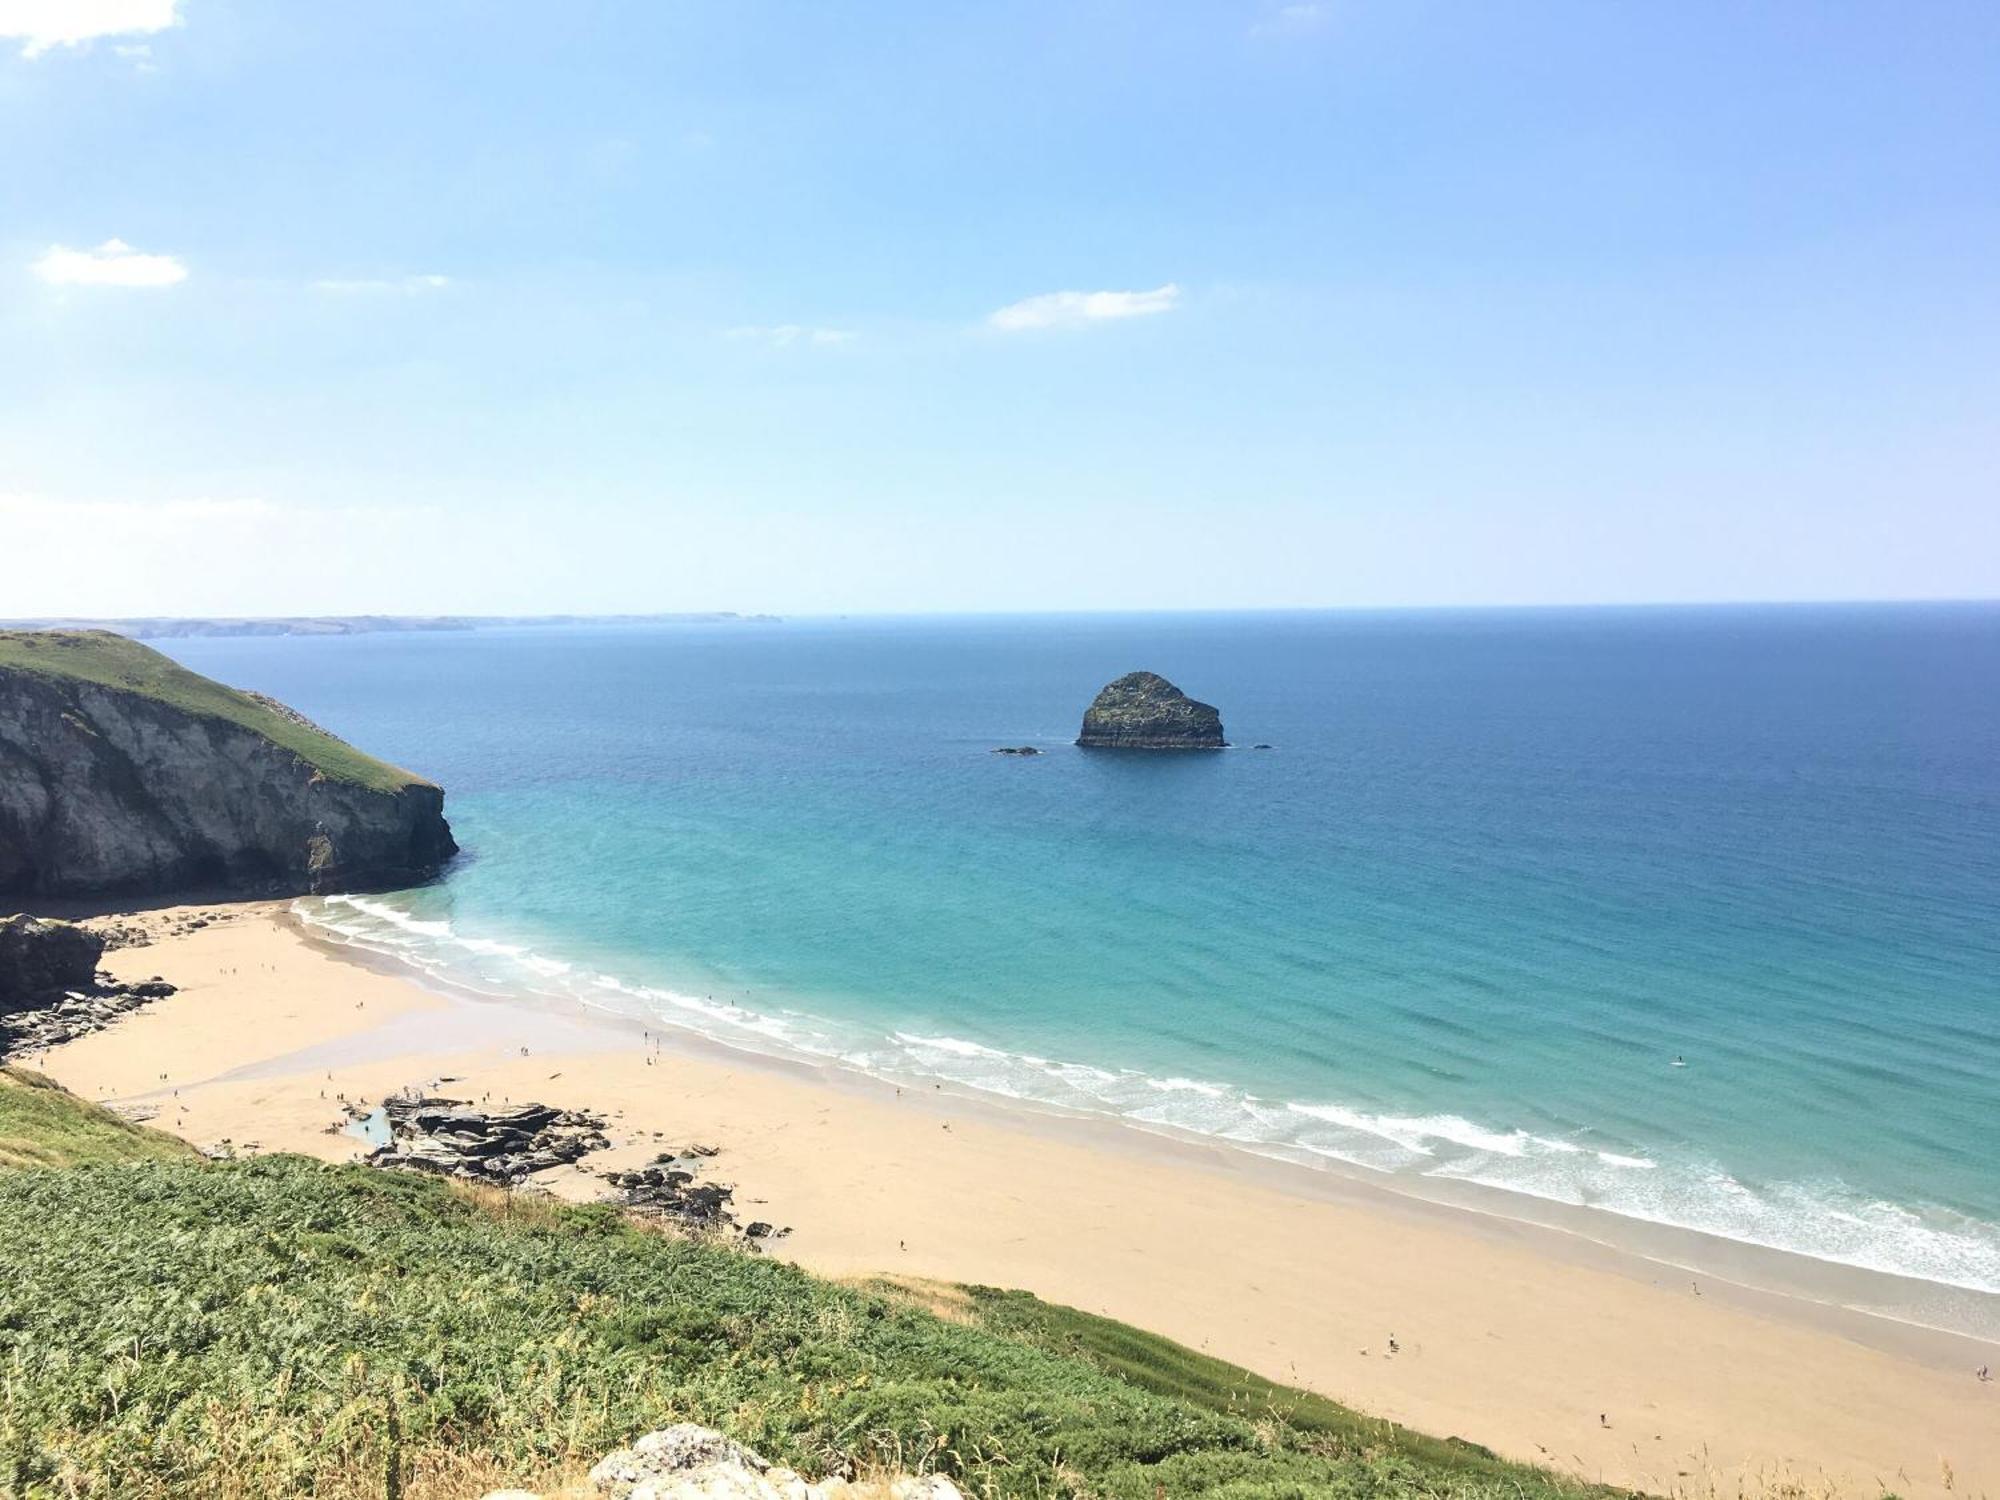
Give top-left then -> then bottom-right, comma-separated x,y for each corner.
5,596 -> 1999,631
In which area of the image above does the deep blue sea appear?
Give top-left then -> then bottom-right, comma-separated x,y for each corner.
161,606 -> 2000,1295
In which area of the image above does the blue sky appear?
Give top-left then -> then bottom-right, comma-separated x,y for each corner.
2,1 -> 1996,615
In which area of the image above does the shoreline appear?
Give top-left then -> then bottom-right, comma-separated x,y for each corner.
33,901 -> 2000,1498
294,895 -> 2000,1346
214,914 -> 2000,1374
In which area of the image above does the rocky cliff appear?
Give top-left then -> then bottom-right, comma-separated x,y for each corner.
0,915 -> 102,1013
1075,671 -> 1227,749
0,630 -> 456,899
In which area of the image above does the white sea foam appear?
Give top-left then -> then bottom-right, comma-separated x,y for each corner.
893,1031 -> 1012,1060
1146,1076 -> 1227,1096
1284,1102 -> 1563,1160
292,893 -> 2000,1297
321,893 -> 454,940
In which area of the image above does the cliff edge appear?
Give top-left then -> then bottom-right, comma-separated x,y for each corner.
0,630 -> 456,898
1075,671 -> 1227,749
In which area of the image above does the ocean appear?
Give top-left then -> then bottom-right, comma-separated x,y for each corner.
159,605 -> 2000,1304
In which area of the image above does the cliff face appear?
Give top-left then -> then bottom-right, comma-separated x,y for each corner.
0,632 -> 456,899
0,916 -> 102,1013
1075,671 -> 1227,750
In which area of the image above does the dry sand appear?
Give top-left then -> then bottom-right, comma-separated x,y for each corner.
37,904 -> 2000,1499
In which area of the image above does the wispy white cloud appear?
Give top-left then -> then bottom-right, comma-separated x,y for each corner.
311,274 -> 452,296
725,324 -> 856,348
0,0 -> 181,58
1250,3 -> 1327,38
987,283 -> 1180,332
31,239 -> 187,288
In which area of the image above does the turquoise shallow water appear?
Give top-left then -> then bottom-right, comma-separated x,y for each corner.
163,606 -> 2000,1295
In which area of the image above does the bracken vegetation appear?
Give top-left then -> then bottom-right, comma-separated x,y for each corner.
0,1072 -> 1618,1499
0,630 -> 423,793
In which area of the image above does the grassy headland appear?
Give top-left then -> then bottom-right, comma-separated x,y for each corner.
0,629 -> 425,793
0,1071 -> 1612,1500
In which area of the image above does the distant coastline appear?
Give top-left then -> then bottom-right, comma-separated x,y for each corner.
0,612 -> 783,640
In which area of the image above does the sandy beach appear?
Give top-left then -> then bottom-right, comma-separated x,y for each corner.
34,903 -> 2000,1500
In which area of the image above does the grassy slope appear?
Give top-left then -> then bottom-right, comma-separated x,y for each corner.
0,1065 -> 200,1169
959,1285 -> 1513,1475
0,629 -> 423,793
0,1146 -> 1617,1500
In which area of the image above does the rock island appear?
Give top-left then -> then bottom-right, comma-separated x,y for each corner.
1075,671 -> 1227,749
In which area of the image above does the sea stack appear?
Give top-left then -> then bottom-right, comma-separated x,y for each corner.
1075,671 -> 1227,750
0,629 -> 457,899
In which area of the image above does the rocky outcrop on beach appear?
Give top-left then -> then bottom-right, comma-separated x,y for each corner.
0,914 -> 176,1057
480,1423 -> 964,1500
603,1148 -> 789,1244
365,1092 -> 785,1245
0,915 -> 102,1007
0,630 -> 456,899
1075,671 -> 1227,749
1,976 -> 177,1059
367,1094 -> 610,1182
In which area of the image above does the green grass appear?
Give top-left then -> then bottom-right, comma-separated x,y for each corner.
0,1148 -> 1618,1500
959,1285 -> 1515,1477
0,1066 -> 200,1170
0,630 -> 424,793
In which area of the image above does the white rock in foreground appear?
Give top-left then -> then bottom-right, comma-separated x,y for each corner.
477,1423 -> 967,1500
